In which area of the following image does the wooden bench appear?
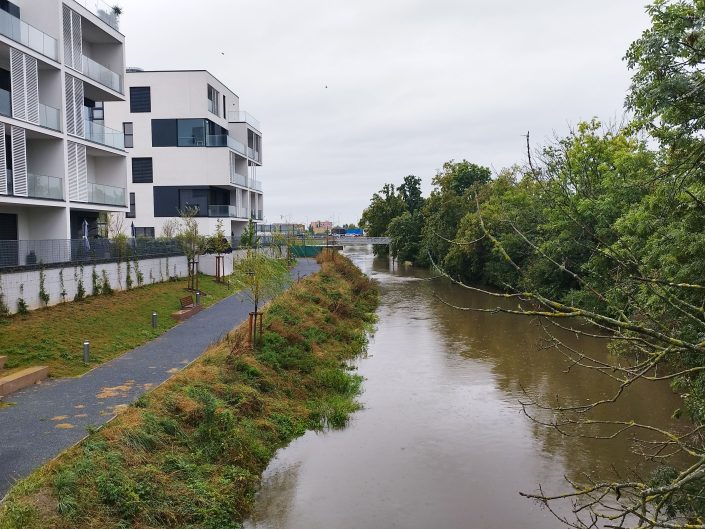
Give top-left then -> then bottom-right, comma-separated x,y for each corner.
172,294 -> 202,322
179,295 -> 195,310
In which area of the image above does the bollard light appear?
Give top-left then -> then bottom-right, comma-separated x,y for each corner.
196,291 -> 201,305
151,311 -> 158,329
83,341 -> 90,364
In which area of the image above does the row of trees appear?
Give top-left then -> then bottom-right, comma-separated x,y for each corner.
360,1 -> 705,527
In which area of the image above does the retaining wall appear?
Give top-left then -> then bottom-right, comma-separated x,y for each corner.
0,256 -> 189,314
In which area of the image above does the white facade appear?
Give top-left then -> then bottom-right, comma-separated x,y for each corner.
0,0 -> 128,265
105,70 -> 263,239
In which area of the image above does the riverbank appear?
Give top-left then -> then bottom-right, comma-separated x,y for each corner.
0,253 -> 378,529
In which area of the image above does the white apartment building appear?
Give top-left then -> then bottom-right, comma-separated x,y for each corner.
0,0 -> 128,266
105,70 -> 263,239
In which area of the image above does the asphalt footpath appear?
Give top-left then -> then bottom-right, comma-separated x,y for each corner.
0,258 -> 320,497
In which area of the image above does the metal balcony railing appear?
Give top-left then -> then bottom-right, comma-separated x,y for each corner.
84,120 -> 125,150
227,111 -> 261,131
0,9 -> 58,60
82,55 -> 123,93
39,103 -> 61,131
28,174 -> 63,200
87,182 -> 125,206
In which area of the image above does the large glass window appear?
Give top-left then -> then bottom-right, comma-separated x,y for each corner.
177,119 -> 206,146
151,119 -> 177,147
179,189 -> 209,215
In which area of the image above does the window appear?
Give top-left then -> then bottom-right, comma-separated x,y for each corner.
123,122 -> 133,148
126,192 -> 136,218
222,94 -> 226,119
207,84 -> 219,115
179,188 -> 208,215
132,158 -> 153,183
130,86 -> 151,113
134,227 -> 155,238
151,119 -> 177,147
177,119 -> 206,146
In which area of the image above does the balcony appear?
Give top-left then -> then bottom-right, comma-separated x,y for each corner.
230,172 -> 247,188
0,9 -> 58,60
251,210 -> 263,221
208,205 -> 249,219
250,178 -> 262,192
28,174 -> 63,200
72,0 -> 121,31
84,120 -> 124,149
228,111 -> 260,131
88,182 -> 125,206
82,55 -> 122,93
206,134 -> 247,156
39,103 -> 61,131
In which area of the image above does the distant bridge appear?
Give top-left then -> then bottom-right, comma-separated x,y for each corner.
327,237 -> 390,246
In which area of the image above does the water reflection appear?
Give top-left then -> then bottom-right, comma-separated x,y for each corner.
245,248 -> 687,529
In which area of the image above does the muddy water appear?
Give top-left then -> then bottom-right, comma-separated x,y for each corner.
245,248 -> 685,529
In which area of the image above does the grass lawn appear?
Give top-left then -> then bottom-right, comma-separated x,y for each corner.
0,275 -> 234,378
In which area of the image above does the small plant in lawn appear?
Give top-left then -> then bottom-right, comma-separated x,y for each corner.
101,270 -> 113,295
59,269 -> 67,303
133,256 -> 143,287
92,266 -> 101,296
74,265 -> 86,302
125,260 -> 132,290
38,264 -> 50,307
17,284 -> 28,315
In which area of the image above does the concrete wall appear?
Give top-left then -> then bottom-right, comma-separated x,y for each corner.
0,255 -> 188,313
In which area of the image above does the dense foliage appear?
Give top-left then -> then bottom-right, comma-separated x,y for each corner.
359,1 -> 705,524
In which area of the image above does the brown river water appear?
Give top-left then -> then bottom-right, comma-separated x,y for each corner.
245,247 -> 685,529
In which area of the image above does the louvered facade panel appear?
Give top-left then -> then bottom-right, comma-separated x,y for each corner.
75,143 -> 87,202
10,48 -> 26,121
11,127 -> 27,197
0,123 -> 6,195
67,142 -> 78,201
24,54 -> 39,124
64,75 -> 84,137
73,77 -> 84,137
62,6 -> 82,71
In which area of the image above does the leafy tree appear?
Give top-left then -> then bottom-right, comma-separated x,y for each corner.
207,219 -> 233,282
397,175 -> 424,214
231,253 -> 290,347
388,212 -> 424,263
359,183 -> 406,256
177,207 -> 207,291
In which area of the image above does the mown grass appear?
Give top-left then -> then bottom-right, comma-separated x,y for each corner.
0,252 -> 379,529
0,275 -> 233,378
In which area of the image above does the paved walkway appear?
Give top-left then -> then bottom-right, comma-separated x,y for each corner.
0,259 -> 320,497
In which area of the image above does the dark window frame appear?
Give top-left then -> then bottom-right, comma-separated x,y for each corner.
126,192 -> 136,218
132,157 -> 153,183
130,86 -> 151,113
123,122 -> 133,148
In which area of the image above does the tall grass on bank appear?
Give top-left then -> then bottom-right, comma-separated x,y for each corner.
0,252 -> 378,529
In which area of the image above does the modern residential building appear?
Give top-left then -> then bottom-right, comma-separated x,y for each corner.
0,0 -> 128,265
105,69 -> 263,239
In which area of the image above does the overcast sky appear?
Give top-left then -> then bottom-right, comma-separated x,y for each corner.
117,0 -> 651,225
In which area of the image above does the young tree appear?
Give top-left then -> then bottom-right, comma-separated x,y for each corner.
177,207 -> 207,291
207,219 -> 232,282
231,253 -> 290,347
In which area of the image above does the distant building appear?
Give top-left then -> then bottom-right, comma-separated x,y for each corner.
309,220 -> 332,235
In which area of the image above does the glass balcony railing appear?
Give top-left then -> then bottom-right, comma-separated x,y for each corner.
250,178 -> 262,192
230,172 -> 247,187
72,0 -> 121,31
0,9 -> 58,60
227,111 -> 260,131
0,88 -> 10,117
251,210 -> 263,221
208,205 -> 237,218
84,120 -> 124,150
28,174 -> 63,200
82,55 -> 123,93
205,134 -> 247,155
88,182 -> 125,206
39,103 -> 61,131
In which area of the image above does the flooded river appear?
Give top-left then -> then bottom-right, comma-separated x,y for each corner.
245,248 -> 684,529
